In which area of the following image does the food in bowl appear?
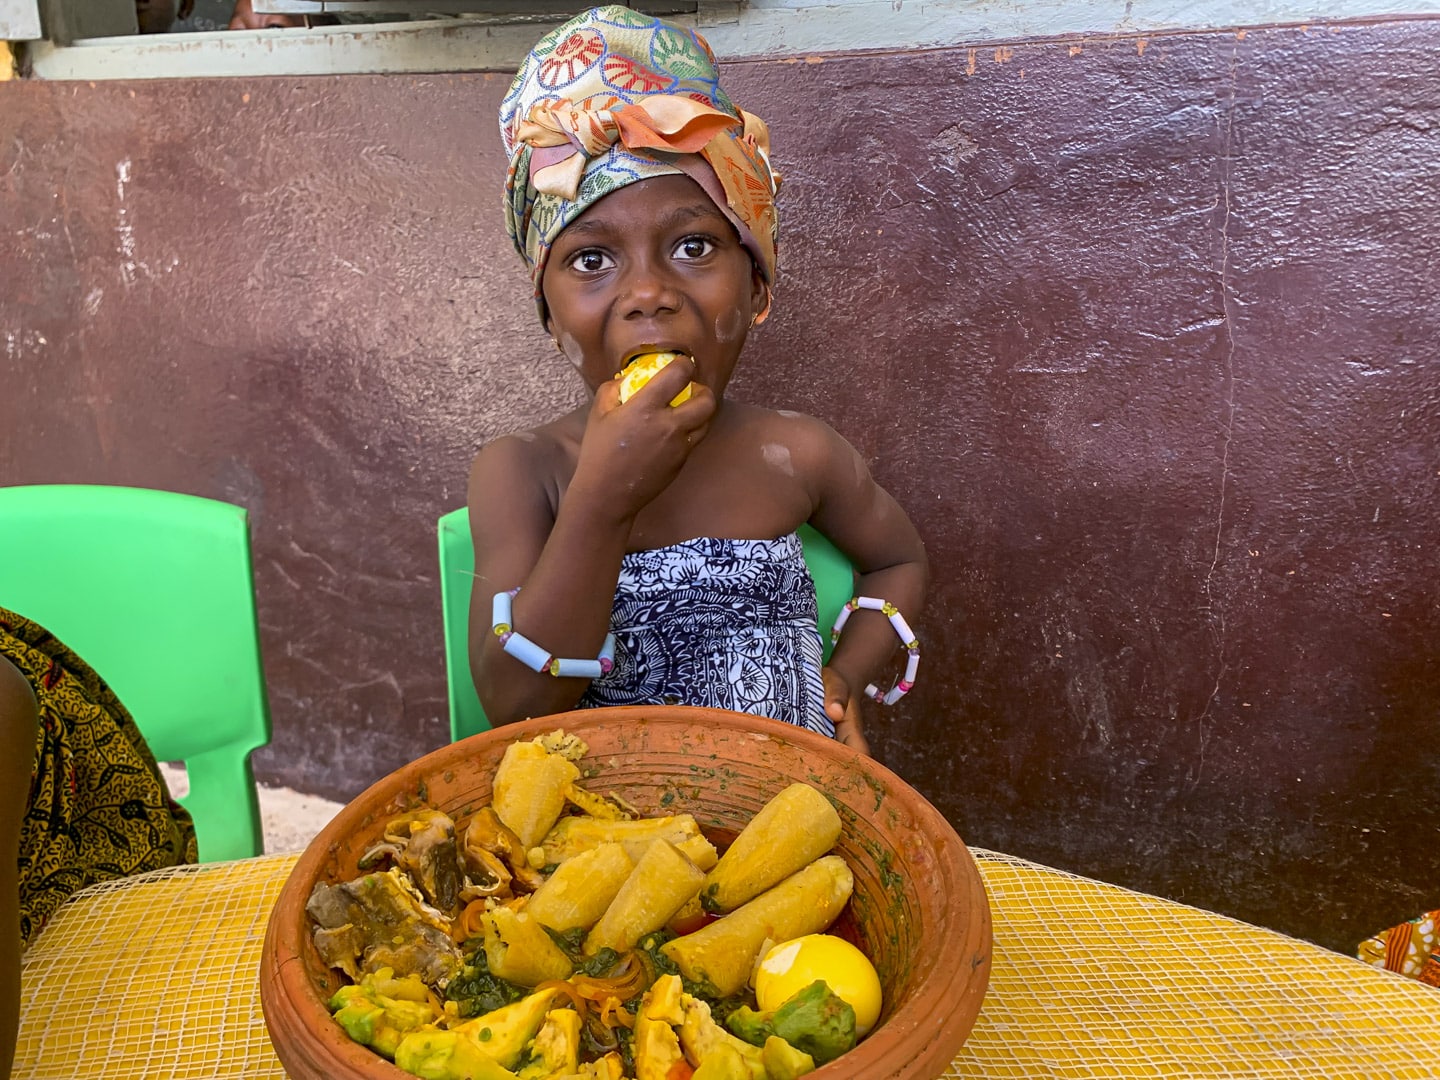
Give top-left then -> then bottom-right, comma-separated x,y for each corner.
306,729 -> 880,1079
260,706 -> 991,1080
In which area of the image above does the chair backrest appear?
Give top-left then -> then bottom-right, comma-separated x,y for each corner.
437,507 -> 857,742
0,484 -> 272,861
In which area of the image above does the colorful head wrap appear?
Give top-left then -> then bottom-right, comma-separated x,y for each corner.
500,5 -> 780,322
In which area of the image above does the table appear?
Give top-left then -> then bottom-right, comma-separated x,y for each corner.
16,850 -> 1440,1078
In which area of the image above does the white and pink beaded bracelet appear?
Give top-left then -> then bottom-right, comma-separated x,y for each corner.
830,595 -> 920,705
492,588 -> 616,679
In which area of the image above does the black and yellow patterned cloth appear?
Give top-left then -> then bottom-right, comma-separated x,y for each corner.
1,605 -> 196,947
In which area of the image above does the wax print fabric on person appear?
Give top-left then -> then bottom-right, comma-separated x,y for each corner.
578,534 -> 832,737
499,4 -> 780,318
1,606 -> 196,947
1358,909 -> 1440,987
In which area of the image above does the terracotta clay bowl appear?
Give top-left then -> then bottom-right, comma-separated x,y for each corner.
260,706 -> 991,1080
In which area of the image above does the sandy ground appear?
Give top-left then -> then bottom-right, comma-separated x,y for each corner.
158,763 -> 345,856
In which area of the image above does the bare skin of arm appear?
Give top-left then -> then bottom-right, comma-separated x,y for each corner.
786,413 -> 929,746
468,356 -> 714,726
0,658 -> 38,1080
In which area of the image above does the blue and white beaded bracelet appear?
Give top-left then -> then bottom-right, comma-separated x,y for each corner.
491,588 -> 616,679
830,595 -> 920,706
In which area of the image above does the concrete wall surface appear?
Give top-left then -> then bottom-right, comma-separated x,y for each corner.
2,18 -> 1437,953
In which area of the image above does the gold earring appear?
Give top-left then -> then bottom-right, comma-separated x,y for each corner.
551,338 -> 564,354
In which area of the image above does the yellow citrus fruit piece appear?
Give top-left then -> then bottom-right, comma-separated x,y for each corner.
754,933 -> 883,1037
615,351 -> 693,406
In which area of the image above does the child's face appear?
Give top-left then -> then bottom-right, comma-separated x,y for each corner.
542,174 -> 767,399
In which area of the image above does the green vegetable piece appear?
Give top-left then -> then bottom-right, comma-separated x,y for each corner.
690,1040 -> 752,1080
725,980 -> 855,1066
516,1009 -> 582,1080
448,986 -> 562,1070
761,1035 -> 816,1079
678,994 -> 767,1078
393,1029 -> 521,1080
327,967 -> 442,1059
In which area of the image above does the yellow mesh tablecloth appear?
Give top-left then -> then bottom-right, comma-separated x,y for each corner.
16,849 -> 1440,1079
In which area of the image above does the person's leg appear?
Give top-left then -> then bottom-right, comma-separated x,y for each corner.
0,657 -> 37,1080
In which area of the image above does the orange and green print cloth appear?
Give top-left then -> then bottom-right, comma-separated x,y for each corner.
500,5 -> 780,322
1358,909 -> 1440,987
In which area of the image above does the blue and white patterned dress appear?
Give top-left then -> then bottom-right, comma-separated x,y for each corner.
578,533 -> 833,737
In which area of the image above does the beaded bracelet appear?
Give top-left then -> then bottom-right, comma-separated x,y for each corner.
491,588 -> 616,679
830,596 -> 920,706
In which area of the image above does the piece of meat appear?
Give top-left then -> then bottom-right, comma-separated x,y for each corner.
306,869 -> 462,986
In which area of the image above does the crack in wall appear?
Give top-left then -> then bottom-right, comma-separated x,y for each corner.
1191,40 -> 1243,785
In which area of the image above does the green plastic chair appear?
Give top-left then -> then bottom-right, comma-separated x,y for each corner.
438,507 -> 856,741
0,484 -> 272,862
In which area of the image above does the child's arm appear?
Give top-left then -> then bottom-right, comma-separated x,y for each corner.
795,418 -> 930,730
466,358 -> 711,726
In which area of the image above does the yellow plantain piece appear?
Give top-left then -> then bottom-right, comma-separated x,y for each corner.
480,905 -> 575,986
585,838 -> 706,955
524,841 -> 635,932
661,855 -> 854,997
493,741 -> 582,850
701,783 -> 841,914
539,813 -> 703,866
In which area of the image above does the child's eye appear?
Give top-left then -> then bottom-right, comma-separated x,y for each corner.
569,249 -> 614,273
674,236 -> 715,261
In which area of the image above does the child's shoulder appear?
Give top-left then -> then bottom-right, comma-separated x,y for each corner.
733,402 -> 842,438
467,415 -> 580,490
730,403 -> 859,462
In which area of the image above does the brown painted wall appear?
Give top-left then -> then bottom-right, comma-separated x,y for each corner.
2,20 -> 1437,953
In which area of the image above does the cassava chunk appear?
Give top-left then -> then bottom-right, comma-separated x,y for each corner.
661,856 -> 853,997
585,838 -> 705,955
480,905 -> 574,986
700,784 -> 841,914
675,833 -> 719,872
524,842 -> 635,932
539,813 -> 702,866
492,741 -> 581,849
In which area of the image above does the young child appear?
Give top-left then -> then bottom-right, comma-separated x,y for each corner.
468,6 -> 928,752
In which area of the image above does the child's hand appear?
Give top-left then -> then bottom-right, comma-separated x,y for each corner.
573,355 -> 713,518
823,666 -> 871,756
833,699 -> 870,756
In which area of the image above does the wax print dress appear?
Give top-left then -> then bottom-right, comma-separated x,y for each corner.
1358,910 -> 1440,987
578,534 -> 833,737
1,606 -> 196,947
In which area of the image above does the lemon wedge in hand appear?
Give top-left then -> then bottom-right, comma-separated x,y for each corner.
615,351 -> 694,406
754,933 -> 883,1037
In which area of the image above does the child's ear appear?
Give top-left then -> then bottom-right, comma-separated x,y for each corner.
750,267 -> 772,327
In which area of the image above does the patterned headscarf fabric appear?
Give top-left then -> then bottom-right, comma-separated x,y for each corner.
500,5 -> 780,322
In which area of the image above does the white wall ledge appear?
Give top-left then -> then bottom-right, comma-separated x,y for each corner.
19,1 -> 1440,81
